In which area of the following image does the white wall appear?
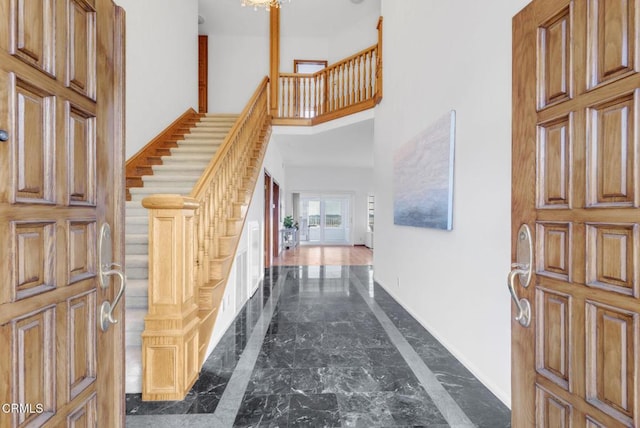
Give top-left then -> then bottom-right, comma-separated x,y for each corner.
280,36 -> 328,73
115,0 -> 199,159
206,34 -> 270,113
206,136 -> 286,353
286,166 -> 373,246
327,12 -> 380,63
374,0 -> 529,406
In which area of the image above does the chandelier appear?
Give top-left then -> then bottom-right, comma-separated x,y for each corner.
241,0 -> 288,11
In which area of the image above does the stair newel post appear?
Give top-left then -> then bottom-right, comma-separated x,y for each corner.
141,195 -> 201,401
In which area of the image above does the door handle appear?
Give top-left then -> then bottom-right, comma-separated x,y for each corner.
508,224 -> 533,327
508,267 -> 531,327
99,268 -> 126,331
98,223 -> 126,332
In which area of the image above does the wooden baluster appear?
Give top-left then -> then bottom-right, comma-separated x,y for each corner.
280,76 -> 285,117
349,59 -> 354,106
369,50 -> 374,100
321,72 -> 326,115
355,56 -> 360,103
337,65 -> 341,108
287,77 -> 293,117
306,77 -> 310,118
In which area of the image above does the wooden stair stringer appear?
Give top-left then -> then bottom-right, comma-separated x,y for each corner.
196,122 -> 272,365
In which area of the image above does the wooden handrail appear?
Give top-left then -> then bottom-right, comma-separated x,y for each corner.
275,17 -> 383,124
191,77 -> 269,198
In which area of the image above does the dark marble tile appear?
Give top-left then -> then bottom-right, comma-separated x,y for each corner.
294,348 -> 330,368
125,392 -> 196,415
295,323 -> 325,349
370,366 -> 425,395
321,332 -> 363,351
255,345 -> 295,369
288,393 -> 341,428
266,321 -> 297,336
188,392 -> 222,414
190,370 -> 232,395
246,368 -> 293,396
233,394 -> 289,428
364,347 -> 407,367
262,333 -> 296,348
356,331 -> 394,349
291,368 -> 325,394
325,322 -> 357,335
384,393 -> 447,426
320,367 -> 379,394
336,392 -> 395,427
271,310 -> 299,324
326,347 -> 371,368
296,308 -> 326,322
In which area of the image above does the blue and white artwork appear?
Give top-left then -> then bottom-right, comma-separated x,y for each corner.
393,111 -> 456,230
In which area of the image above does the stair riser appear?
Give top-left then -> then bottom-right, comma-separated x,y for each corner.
126,267 -> 148,279
170,149 -> 218,156
154,165 -> 204,175
126,244 -> 148,255
160,161 -> 211,168
218,236 -> 236,257
125,296 -> 148,310
227,219 -> 243,236
126,331 -> 143,347
125,224 -> 149,235
210,258 -> 232,280
141,180 -> 198,188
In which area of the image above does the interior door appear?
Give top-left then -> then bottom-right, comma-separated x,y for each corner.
0,0 -> 125,426
198,35 -> 208,114
264,171 -> 272,268
272,180 -> 280,258
512,0 -> 640,426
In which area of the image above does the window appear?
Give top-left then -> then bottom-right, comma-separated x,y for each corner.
294,59 -> 327,74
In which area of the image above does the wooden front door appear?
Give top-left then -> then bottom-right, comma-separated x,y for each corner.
0,0 -> 125,426
512,0 -> 640,426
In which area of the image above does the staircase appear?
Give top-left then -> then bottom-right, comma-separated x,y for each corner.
124,114 -> 238,393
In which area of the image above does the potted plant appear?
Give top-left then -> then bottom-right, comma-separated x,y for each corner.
283,215 -> 296,229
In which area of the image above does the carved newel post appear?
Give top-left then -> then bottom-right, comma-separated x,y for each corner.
140,194 -> 200,401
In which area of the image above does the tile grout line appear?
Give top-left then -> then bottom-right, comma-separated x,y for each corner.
211,270 -> 288,427
349,270 -> 477,428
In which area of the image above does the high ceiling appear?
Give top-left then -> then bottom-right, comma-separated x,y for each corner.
198,0 -> 379,170
199,0 -> 381,37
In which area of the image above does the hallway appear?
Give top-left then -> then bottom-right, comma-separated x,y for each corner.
126,266 -> 509,427
272,245 -> 373,266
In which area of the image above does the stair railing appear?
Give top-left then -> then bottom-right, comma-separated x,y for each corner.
140,77 -> 271,401
276,17 -> 383,125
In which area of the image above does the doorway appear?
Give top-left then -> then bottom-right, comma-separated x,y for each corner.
264,170 -> 281,268
299,194 -> 351,245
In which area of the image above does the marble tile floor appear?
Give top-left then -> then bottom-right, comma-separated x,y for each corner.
126,266 -> 510,427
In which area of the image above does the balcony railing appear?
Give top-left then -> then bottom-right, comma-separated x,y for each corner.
273,17 -> 383,126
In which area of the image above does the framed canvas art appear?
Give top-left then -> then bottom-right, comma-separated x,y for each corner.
393,110 -> 456,230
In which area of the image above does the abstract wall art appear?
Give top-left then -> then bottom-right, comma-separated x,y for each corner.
393,110 -> 456,230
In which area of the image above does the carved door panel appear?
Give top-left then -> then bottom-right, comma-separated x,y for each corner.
0,0 -> 125,427
512,0 -> 640,426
